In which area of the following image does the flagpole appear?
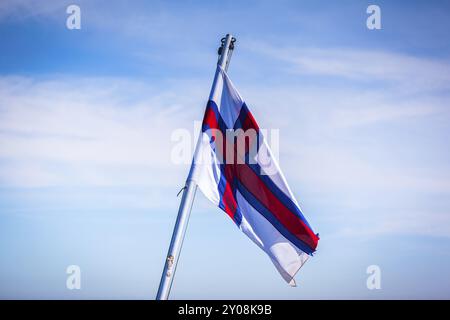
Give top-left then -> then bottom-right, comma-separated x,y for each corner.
156,34 -> 236,300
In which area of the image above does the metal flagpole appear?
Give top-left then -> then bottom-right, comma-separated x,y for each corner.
156,34 -> 236,300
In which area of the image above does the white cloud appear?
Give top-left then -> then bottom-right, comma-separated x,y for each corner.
236,44 -> 450,238
0,0 -> 66,21
0,75 -> 206,189
1,42 -> 450,238
248,43 -> 450,93
333,210 -> 450,239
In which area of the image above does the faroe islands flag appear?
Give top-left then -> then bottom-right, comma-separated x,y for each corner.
188,66 -> 319,286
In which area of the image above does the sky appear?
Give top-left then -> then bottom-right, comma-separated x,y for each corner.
1,0 -> 450,299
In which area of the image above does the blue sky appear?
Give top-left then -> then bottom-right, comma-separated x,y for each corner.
1,0 -> 450,299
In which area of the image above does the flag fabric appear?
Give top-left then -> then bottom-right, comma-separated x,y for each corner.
188,65 -> 319,286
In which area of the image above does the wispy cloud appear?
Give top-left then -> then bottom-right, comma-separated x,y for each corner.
1,4 -> 450,239
2,47 -> 450,240
248,43 -> 450,93
0,0 -> 67,21
0,75 -> 207,189
236,43 -> 450,239
330,209 -> 450,240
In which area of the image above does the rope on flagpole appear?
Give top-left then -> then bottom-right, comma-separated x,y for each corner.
176,186 -> 186,197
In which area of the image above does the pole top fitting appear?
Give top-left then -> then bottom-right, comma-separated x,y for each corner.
217,35 -> 237,56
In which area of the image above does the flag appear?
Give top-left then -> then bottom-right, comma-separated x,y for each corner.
188,65 -> 319,286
